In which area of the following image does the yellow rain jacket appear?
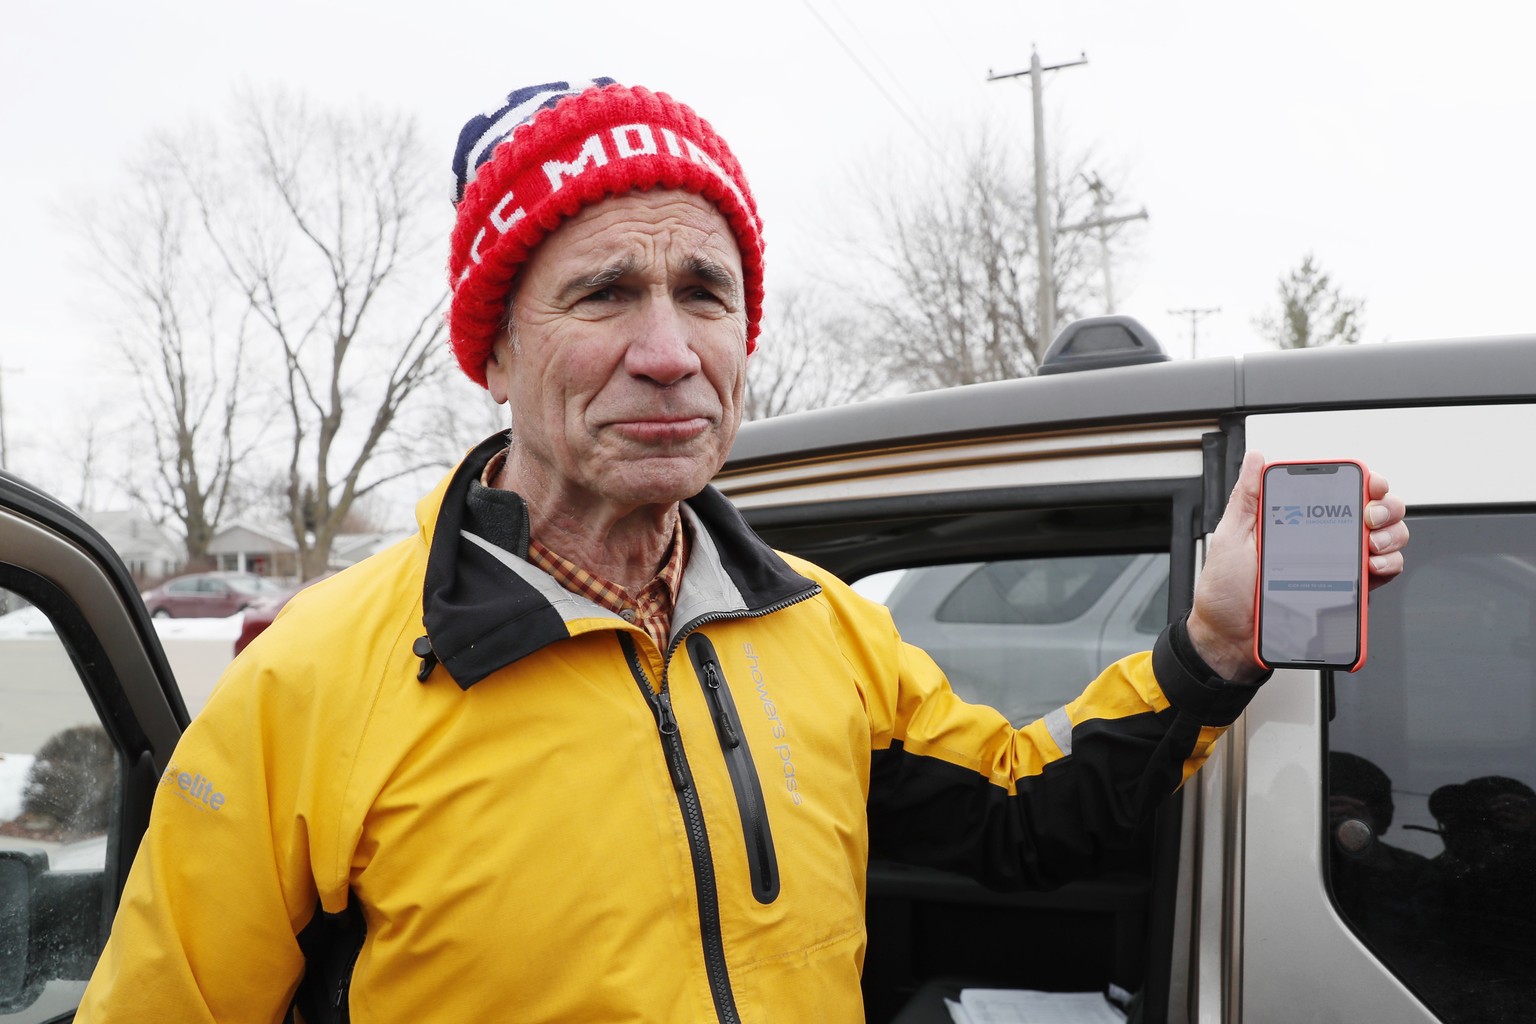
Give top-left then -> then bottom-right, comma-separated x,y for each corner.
80,433 -> 1259,1023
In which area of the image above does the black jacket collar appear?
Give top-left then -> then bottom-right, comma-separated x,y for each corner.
421,432 -> 815,689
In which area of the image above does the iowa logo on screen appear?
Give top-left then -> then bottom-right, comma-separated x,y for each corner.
1271,504 -> 1354,525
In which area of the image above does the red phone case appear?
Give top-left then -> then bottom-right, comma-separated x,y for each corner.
1253,459 -> 1371,672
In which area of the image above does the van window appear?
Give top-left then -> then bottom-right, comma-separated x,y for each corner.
866,552 -> 1169,728
0,580 -> 119,1022
1328,512 -> 1536,1024
936,555 -> 1140,625
759,494 -> 1186,1021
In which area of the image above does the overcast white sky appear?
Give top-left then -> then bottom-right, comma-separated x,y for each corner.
2,0 -> 1532,509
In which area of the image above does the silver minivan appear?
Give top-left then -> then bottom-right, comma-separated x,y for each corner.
718,327 -> 1536,1023
2,325 -> 1533,1022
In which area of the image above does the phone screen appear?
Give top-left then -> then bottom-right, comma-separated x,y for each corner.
1258,462 -> 1365,667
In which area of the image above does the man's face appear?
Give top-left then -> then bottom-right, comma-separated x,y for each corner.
484,189 -> 748,512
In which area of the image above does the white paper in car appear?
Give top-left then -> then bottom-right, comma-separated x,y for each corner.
944,987 -> 1127,1024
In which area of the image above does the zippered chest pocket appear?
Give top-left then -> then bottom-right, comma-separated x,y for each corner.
686,632 -> 781,905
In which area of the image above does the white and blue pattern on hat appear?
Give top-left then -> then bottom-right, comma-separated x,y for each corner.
451,78 -> 616,206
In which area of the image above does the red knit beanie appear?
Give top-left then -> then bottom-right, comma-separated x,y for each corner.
447,79 -> 764,387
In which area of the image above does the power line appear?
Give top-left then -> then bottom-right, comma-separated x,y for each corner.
824,0 -> 929,119
922,7 -> 1004,105
799,0 -> 954,169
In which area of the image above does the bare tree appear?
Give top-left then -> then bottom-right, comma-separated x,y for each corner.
75,421 -> 101,515
853,131 -> 1107,392
744,287 -> 883,420
417,373 -> 508,453
172,90 -> 454,576
1255,253 -> 1364,349
87,151 -> 256,563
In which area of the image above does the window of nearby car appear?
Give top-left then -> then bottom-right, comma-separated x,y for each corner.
874,552 -> 1169,726
225,576 -> 266,595
1329,511 -> 1536,1023
935,554 -> 1141,625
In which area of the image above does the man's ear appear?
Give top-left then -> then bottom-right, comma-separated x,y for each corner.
484,339 -> 513,406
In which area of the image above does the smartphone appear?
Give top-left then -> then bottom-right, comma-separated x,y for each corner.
1255,460 -> 1370,671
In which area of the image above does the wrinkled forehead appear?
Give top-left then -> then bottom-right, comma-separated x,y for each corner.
519,190 -> 745,287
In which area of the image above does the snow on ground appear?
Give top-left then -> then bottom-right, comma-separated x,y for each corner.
0,604 -> 54,638
149,613 -> 243,640
46,834 -> 111,869
0,606 -> 242,641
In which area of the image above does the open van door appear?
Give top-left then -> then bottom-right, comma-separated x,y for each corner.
0,473 -> 188,1021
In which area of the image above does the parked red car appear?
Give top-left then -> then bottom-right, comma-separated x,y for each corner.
142,571 -> 278,620
233,573 -> 336,655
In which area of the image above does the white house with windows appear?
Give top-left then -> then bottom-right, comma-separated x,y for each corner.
68,515 -> 414,590
83,511 -> 185,586
206,520 -> 300,580
329,531 -> 413,568
205,522 -> 411,581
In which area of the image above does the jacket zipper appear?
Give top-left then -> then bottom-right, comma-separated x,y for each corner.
666,586 -> 822,651
620,633 -> 740,1024
614,587 -> 820,1022
686,633 -> 780,904
333,941 -> 362,1019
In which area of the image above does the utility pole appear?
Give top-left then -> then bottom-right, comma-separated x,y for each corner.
1062,173 -> 1148,314
988,48 -> 1087,347
1168,307 -> 1221,359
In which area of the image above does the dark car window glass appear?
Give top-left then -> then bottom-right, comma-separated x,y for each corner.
1328,512 -> 1536,1023
936,554 -> 1138,625
0,583 -> 119,1022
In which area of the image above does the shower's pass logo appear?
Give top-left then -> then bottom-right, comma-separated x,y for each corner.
160,761 -> 227,811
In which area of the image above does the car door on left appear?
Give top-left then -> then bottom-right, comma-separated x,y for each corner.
0,476 -> 187,1022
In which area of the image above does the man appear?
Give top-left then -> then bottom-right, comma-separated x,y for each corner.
79,79 -> 1409,1022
